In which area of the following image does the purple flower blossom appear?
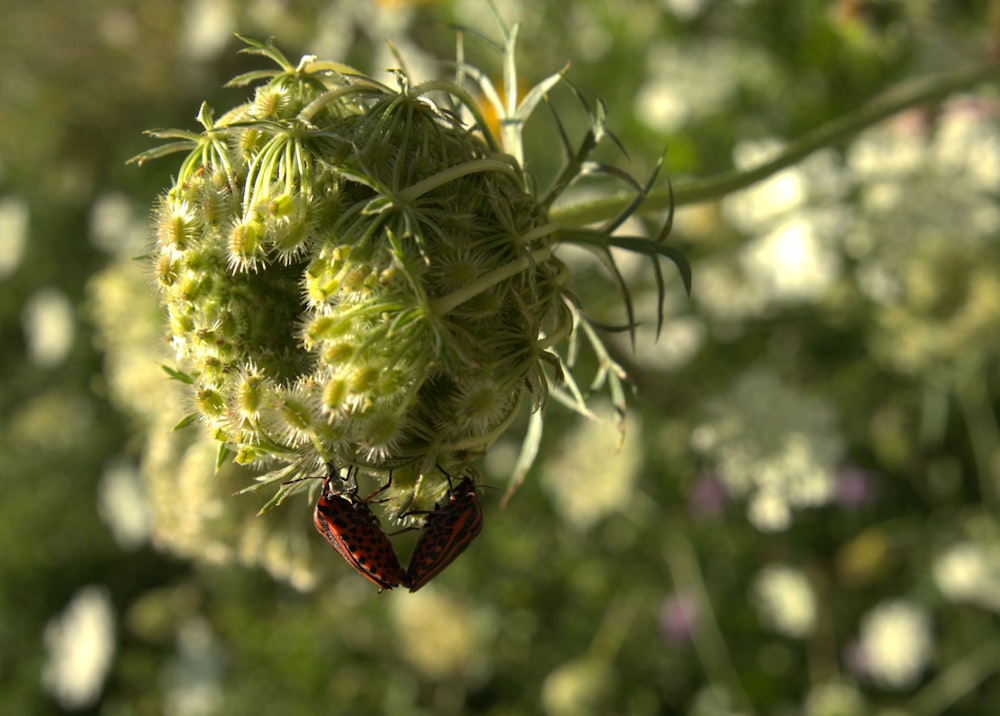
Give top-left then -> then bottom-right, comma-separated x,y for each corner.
660,592 -> 699,646
687,472 -> 728,519
834,467 -> 879,509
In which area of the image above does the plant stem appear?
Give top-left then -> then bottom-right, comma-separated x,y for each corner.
398,158 -> 520,202
550,61 -> 999,227
430,247 -> 552,315
663,531 -> 755,715
906,639 -> 1000,716
953,358 -> 1000,512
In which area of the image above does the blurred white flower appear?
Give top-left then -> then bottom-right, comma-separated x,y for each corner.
741,216 -> 841,303
659,0 -> 709,21
634,40 -> 777,133
848,113 -> 926,180
0,196 -> 28,280
746,490 -> 792,533
932,100 -> 1000,188
694,142 -> 851,322
89,192 -> 147,256
541,657 -> 615,716
165,617 -> 223,716
97,458 -> 150,550
543,404 -> 642,531
23,287 -> 75,367
752,564 -> 817,638
691,371 -> 842,532
934,541 -> 1000,611
392,589 -> 494,683
724,139 -> 807,230
41,586 -> 115,710
723,143 -> 849,233
180,0 -> 235,61
846,102 -> 1000,374
612,298 -> 705,373
803,679 -> 866,716
856,600 -> 933,690
691,258 -> 772,323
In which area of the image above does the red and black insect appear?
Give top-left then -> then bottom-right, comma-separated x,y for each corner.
311,465 -> 410,592
405,472 -> 484,592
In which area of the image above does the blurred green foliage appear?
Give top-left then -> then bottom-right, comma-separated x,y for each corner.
2,0 -> 1000,714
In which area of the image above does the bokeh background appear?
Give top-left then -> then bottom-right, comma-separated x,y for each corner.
3,0 -> 999,714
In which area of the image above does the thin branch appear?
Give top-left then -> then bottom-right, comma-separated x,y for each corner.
551,61 -> 1000,227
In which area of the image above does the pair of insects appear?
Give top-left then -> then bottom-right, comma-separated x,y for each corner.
309,464 -> 483,592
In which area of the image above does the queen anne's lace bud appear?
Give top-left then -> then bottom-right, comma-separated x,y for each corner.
138,40 -> 570,501
133,34 -> 688,514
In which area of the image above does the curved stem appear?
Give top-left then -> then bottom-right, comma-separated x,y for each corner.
550,61 -> 1000,227
536,314 -> 572,350
906,639 -> 1000,716
440,396 -> 523,453
663,530 -> 756,715
397,158 -> 521,202
298,83 -> 375,122
430,247 -> 553,315
953,358 -> 1000,512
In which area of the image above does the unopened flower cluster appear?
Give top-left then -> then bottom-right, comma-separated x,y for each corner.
133,12 -> 692,531
136,38 -> 587,509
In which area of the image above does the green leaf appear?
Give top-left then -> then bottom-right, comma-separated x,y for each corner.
161,365 -> 194,384
171,413 -> 198,431
215,443 -> 230,471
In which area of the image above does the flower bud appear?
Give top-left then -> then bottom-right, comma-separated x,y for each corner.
131,33 -> 688,509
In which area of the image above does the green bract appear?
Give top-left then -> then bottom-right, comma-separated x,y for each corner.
133,28 -> 688,512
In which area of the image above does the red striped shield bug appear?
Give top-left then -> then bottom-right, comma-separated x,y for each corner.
309,464 -> 410,592
405,470 -> 484,592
